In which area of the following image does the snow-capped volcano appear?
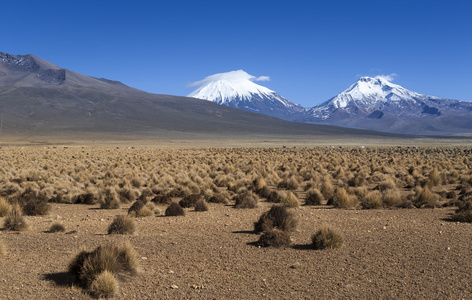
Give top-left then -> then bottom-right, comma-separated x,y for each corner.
188,70 -> 304,120
305,76 -> 472,134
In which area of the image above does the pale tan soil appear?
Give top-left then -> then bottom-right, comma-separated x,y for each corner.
1,202 -> 471,299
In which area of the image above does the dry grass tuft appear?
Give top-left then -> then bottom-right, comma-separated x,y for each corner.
450,200 -> 472,222
48,222 -> 66,233
234,191 -> 258,209
277,176 -> 299,190
361,190 -> 383,209
382,188 -> 403,208
3,204 -> 29,231
305,189 -> 324,206
257,229 -> 291,248
128,201 -> 154,217
266,191 -> 282,203
165,202 -> 185,216
320,178 -> 335,200
74,193 -> 97,205
254,205 -> 298,233
0,197 -> 12,217
194,199 -> 209,211
429,168 -> 442,186
179,194 -> 202,208
414,187 -> 441,208
311,225 -> 344,250
68,241 -> 137,288
90,270 -> 118,298
332,188 -> 359,209
151,194 -> 172,205
208,193 -> 229,204
280,191 -> 300,208
108,215 -> 135,234
98,188 -> 121,209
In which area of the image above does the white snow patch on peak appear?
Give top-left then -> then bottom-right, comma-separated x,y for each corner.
328,75 -> 421,109
188,70 -> 270,87
187,70 -> 279,105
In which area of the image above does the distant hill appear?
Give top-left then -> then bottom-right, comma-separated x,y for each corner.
0,52 -> 395,140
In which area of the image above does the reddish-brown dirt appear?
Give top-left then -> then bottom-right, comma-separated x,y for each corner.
1,201 -> 471,299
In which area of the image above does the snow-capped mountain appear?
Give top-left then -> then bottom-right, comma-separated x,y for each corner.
188,70 -> 304,120
305,76 -> 472,134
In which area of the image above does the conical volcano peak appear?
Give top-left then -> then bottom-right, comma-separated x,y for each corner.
188,69 -> 275,103
188,70 -> 304,119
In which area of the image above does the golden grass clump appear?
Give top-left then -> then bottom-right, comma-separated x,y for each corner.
382,188 -> 404,208
98,188 -> 121,209
378,178 -> 397,191
277,175 -> 299,190
414,186 -> 441,208
451,200 -> 472,222
234,191 -> 258,209
332,188 -> 359,209
280,191 -> 300,208
48,222 -> 66,233
311,225 -> 344,250
165,202 -> 185,216
320,178 -> 335,200
0,197 -> 12,217
305,188 -> 324,205
254,205 -> 298,233
428,168 -> 442,186
128,200 -> 154,217
90,270 -> 118,298
257,228 -> 291,248
194,199 -> 209,211
68,241 -> 137,289
361,190 -> 383,209
108,215 -> 136,234
253,177 -> 267,192
3,204 -> 29,231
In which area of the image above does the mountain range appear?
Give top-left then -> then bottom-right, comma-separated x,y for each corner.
188,71 -> 472,135
0,52 -> 391,141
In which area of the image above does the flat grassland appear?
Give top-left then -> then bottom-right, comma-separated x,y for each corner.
1,145 -> 471,299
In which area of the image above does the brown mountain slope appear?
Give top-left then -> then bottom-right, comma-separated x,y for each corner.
0,52 -> 405,139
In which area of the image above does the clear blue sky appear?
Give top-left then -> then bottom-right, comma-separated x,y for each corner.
2,0 -> 471,106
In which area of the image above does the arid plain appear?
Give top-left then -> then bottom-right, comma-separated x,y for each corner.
1,141 -> 472,299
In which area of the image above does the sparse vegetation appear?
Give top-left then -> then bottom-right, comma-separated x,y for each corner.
280,191 -> 299,208
312,226 -> 344,250
68,241 -> 137,290
3,204 -> 28,231
98,188 -> 121,209
128,200 -> 154,217
165,202 -> 185,216
332,188 -> 359,209
361,190 -> 383,209
0,197 -> 12,217
450,200 -> 472,222
194,199 -> 209,211
90,270 -> 118,298
234,191 -> 258,209
305,189 -> 324,205
108,215 -> 135,234
0,145 -> 470,298
257,228 -> 291,247
48,222 -> 66,233
254,205 -> 298,233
